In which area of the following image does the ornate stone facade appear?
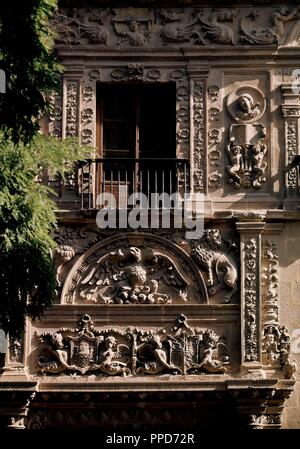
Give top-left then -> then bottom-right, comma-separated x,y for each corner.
1,1 -> 300,430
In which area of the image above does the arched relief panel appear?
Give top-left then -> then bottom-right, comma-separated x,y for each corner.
61,233 -> 208,305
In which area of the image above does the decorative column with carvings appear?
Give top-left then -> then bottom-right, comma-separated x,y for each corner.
281,83 -> 300,202
236,217 -> 266,371
188,66 -> 209,195
0,337 -> 37,429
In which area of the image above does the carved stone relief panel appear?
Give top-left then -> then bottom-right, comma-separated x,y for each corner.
53,7 -> 300,48
191,228 -> 239,304
191,79 -> 205,192
236,221 -> 265,366
224,78 -> 269,193
31,314 -> 230,377
61,233 -> 208,305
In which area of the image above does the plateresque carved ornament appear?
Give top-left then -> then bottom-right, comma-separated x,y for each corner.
36,314 -> 229,376
191,229 -> 238,303
80,246 -> 188,304
62,236 -> 208,304
226,87 -> 267,189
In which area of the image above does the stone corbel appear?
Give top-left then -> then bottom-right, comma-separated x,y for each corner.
236,217 -> 266,371
281,83 -> 300,200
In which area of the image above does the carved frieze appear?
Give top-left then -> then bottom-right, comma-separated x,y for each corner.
34,314 -> 229,376
53,7 -> 300,48
191,229 -> 238,304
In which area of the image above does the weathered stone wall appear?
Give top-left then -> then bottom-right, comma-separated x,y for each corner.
280,221 -> 300,428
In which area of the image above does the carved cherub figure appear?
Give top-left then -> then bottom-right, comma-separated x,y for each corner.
97,336 -> 130,376
235,93 -> 260,122
226,137 -> 243,188
251,143 -> 267,188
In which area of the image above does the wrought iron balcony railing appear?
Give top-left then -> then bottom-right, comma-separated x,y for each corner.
50,158 -> 190,210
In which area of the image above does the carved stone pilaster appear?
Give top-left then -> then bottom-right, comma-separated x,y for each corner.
188,68 -> 209,194
236,220 -> 266,368
281,84 -> 300,198
63,79 -> 80,138
81,74 -> 96,147
48,91 -> 62,138
261,224 -> 283,326
0,335 -> 37,429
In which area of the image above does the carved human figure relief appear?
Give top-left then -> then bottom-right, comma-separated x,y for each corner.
226,86 -> 267,189
112,16 -> 151,46
191,229 -> 238,303
35,314 -> 230,376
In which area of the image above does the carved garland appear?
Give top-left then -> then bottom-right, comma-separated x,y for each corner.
35,314 -> 229,377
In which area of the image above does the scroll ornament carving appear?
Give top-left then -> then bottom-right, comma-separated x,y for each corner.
53,226 -> 98,287
53,9 -> 110,45
244,239 -> 258,362
36,314 -> 229,376
79,246 -> 188,304
191,229 -> 238,303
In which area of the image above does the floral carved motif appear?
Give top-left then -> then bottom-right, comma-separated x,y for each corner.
65,81 -> 79,137
262,240 -> 279,324
192,80 -> 205,192
244,239 -> 258,362
35,314 -> 229,376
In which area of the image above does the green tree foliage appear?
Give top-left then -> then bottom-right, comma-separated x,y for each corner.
0,0 -> 61,143
0,133 -> 92,339
0,1 -> 93,339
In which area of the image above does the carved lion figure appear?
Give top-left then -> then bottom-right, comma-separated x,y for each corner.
191,229 -> 238,303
